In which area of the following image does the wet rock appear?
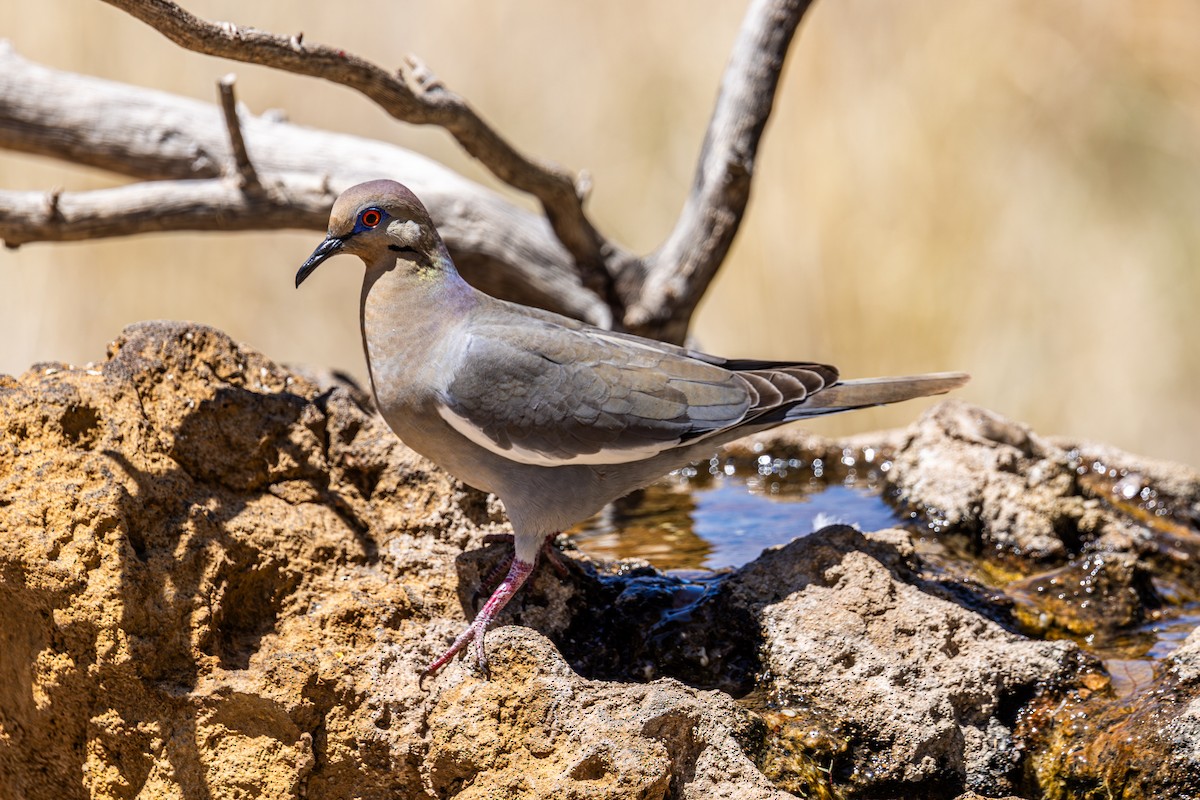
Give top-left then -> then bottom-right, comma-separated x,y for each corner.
555,563 -> 760,694
886,401 -> 1200,573
723,526 -> 1089,798
875,400 -> 1200,646
1007,551 -> 1162,638
1018,625 -> 1200,799
717,404 -> 1200,798
1058,437 -> 1200,528
1063,439 -> 1200,589
884,401 -> 1095,560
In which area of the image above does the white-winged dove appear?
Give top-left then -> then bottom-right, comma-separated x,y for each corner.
297,180 -> 968,677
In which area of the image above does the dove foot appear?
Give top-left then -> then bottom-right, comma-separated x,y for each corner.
423,556 -> 535,679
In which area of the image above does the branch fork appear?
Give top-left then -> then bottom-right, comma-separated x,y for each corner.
1,0 -> 814,343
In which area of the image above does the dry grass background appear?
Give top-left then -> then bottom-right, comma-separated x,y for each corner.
3,0 -> 1199,466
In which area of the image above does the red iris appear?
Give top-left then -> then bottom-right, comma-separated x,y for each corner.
360,209 -> 382,228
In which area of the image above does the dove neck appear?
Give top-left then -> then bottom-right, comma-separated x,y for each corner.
358,250 -> 478,404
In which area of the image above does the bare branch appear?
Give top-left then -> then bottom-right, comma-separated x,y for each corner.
622,0 -> 815,342
0,178 -> 330,247
0,43 -> 610,327
216,73 -> 263,197
1,0 -> 810,344
99,0 -> 617,279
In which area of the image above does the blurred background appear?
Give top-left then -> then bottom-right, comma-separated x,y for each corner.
3,0 -> 1199,466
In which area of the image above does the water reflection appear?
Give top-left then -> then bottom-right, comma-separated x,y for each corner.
568,471 -> 903,571
1094,611 -> 1200,698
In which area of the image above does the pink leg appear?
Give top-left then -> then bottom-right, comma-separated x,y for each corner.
423,557 -> 535,678
469,532 -> 568,625
477,549 -> 515,594
481,532 -> 569,578
539,536 -> 571,578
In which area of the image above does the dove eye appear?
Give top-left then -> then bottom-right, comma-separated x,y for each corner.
359,208 -> 383,228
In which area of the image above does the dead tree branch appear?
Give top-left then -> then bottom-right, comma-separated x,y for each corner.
626,0 -> 814,342
0,0 -> 816,343
216,74 -> 263,197
99,0 -> 614,281
0,178 -> 326,246
0,43 -> 608,327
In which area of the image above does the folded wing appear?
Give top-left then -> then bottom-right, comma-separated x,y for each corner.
437,320 -> 836,467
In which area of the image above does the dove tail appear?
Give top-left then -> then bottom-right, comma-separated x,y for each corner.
782,371 -> 970,420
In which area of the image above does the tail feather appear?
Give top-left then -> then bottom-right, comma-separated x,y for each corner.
782,371 -> 970,420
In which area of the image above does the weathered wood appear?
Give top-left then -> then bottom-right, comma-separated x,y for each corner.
0,0 -> 814,342
0,44 -> 610,327
100,0 -> 615,283
216,74 -> 264,198
627,0 -> 814,342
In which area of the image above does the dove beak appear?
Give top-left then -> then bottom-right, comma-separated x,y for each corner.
296,235 -> 346,288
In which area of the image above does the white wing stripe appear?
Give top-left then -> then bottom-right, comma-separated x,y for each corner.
435,404 -> 676,467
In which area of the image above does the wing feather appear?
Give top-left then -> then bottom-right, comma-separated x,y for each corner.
439,321 -> 751,465
437,312 -> 842,467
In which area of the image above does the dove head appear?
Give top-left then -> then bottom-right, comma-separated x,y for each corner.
296,179 -> 453,287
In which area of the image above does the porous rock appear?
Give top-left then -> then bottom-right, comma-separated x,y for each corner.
884,401 -> 1200,573
1019,623 -> 1200,798
885,401 -> 1101,560
730,401 -> 1200,799
722,526 -> 1085,797
0,322 -> 785,799
4,322 -> 1197,800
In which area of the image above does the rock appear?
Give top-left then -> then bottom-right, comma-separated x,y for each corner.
884,401 -> 1096,560
722,526 -> 1087,798
881,400 -> 1200,639
1016,623 -> 1200,799
1006,551 -> 1161,637
731,401 -> 1200,799
1054,436 -> 1200,528
423,628 -> 791,800
3,321 -> 1198,799
0,322 -> 786,799
888,401 -> 1200,571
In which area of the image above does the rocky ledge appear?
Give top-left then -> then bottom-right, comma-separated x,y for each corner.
1,321 -> 1198,799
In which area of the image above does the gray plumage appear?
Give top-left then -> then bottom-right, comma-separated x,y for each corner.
297,179 -> 969,675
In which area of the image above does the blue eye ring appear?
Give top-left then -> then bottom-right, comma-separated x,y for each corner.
359,208 -> 384,228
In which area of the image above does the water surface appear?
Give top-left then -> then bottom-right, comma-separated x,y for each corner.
566,454 -> 1200,691
569,463 -> 901,571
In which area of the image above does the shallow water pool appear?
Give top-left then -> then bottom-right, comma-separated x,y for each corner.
569,466 -> 902,571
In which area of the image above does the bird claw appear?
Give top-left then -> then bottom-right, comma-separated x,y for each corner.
470,631 -> 490,678
421,616 -> 488,685
423,534 -> 565,683
422,557 -> 535,682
